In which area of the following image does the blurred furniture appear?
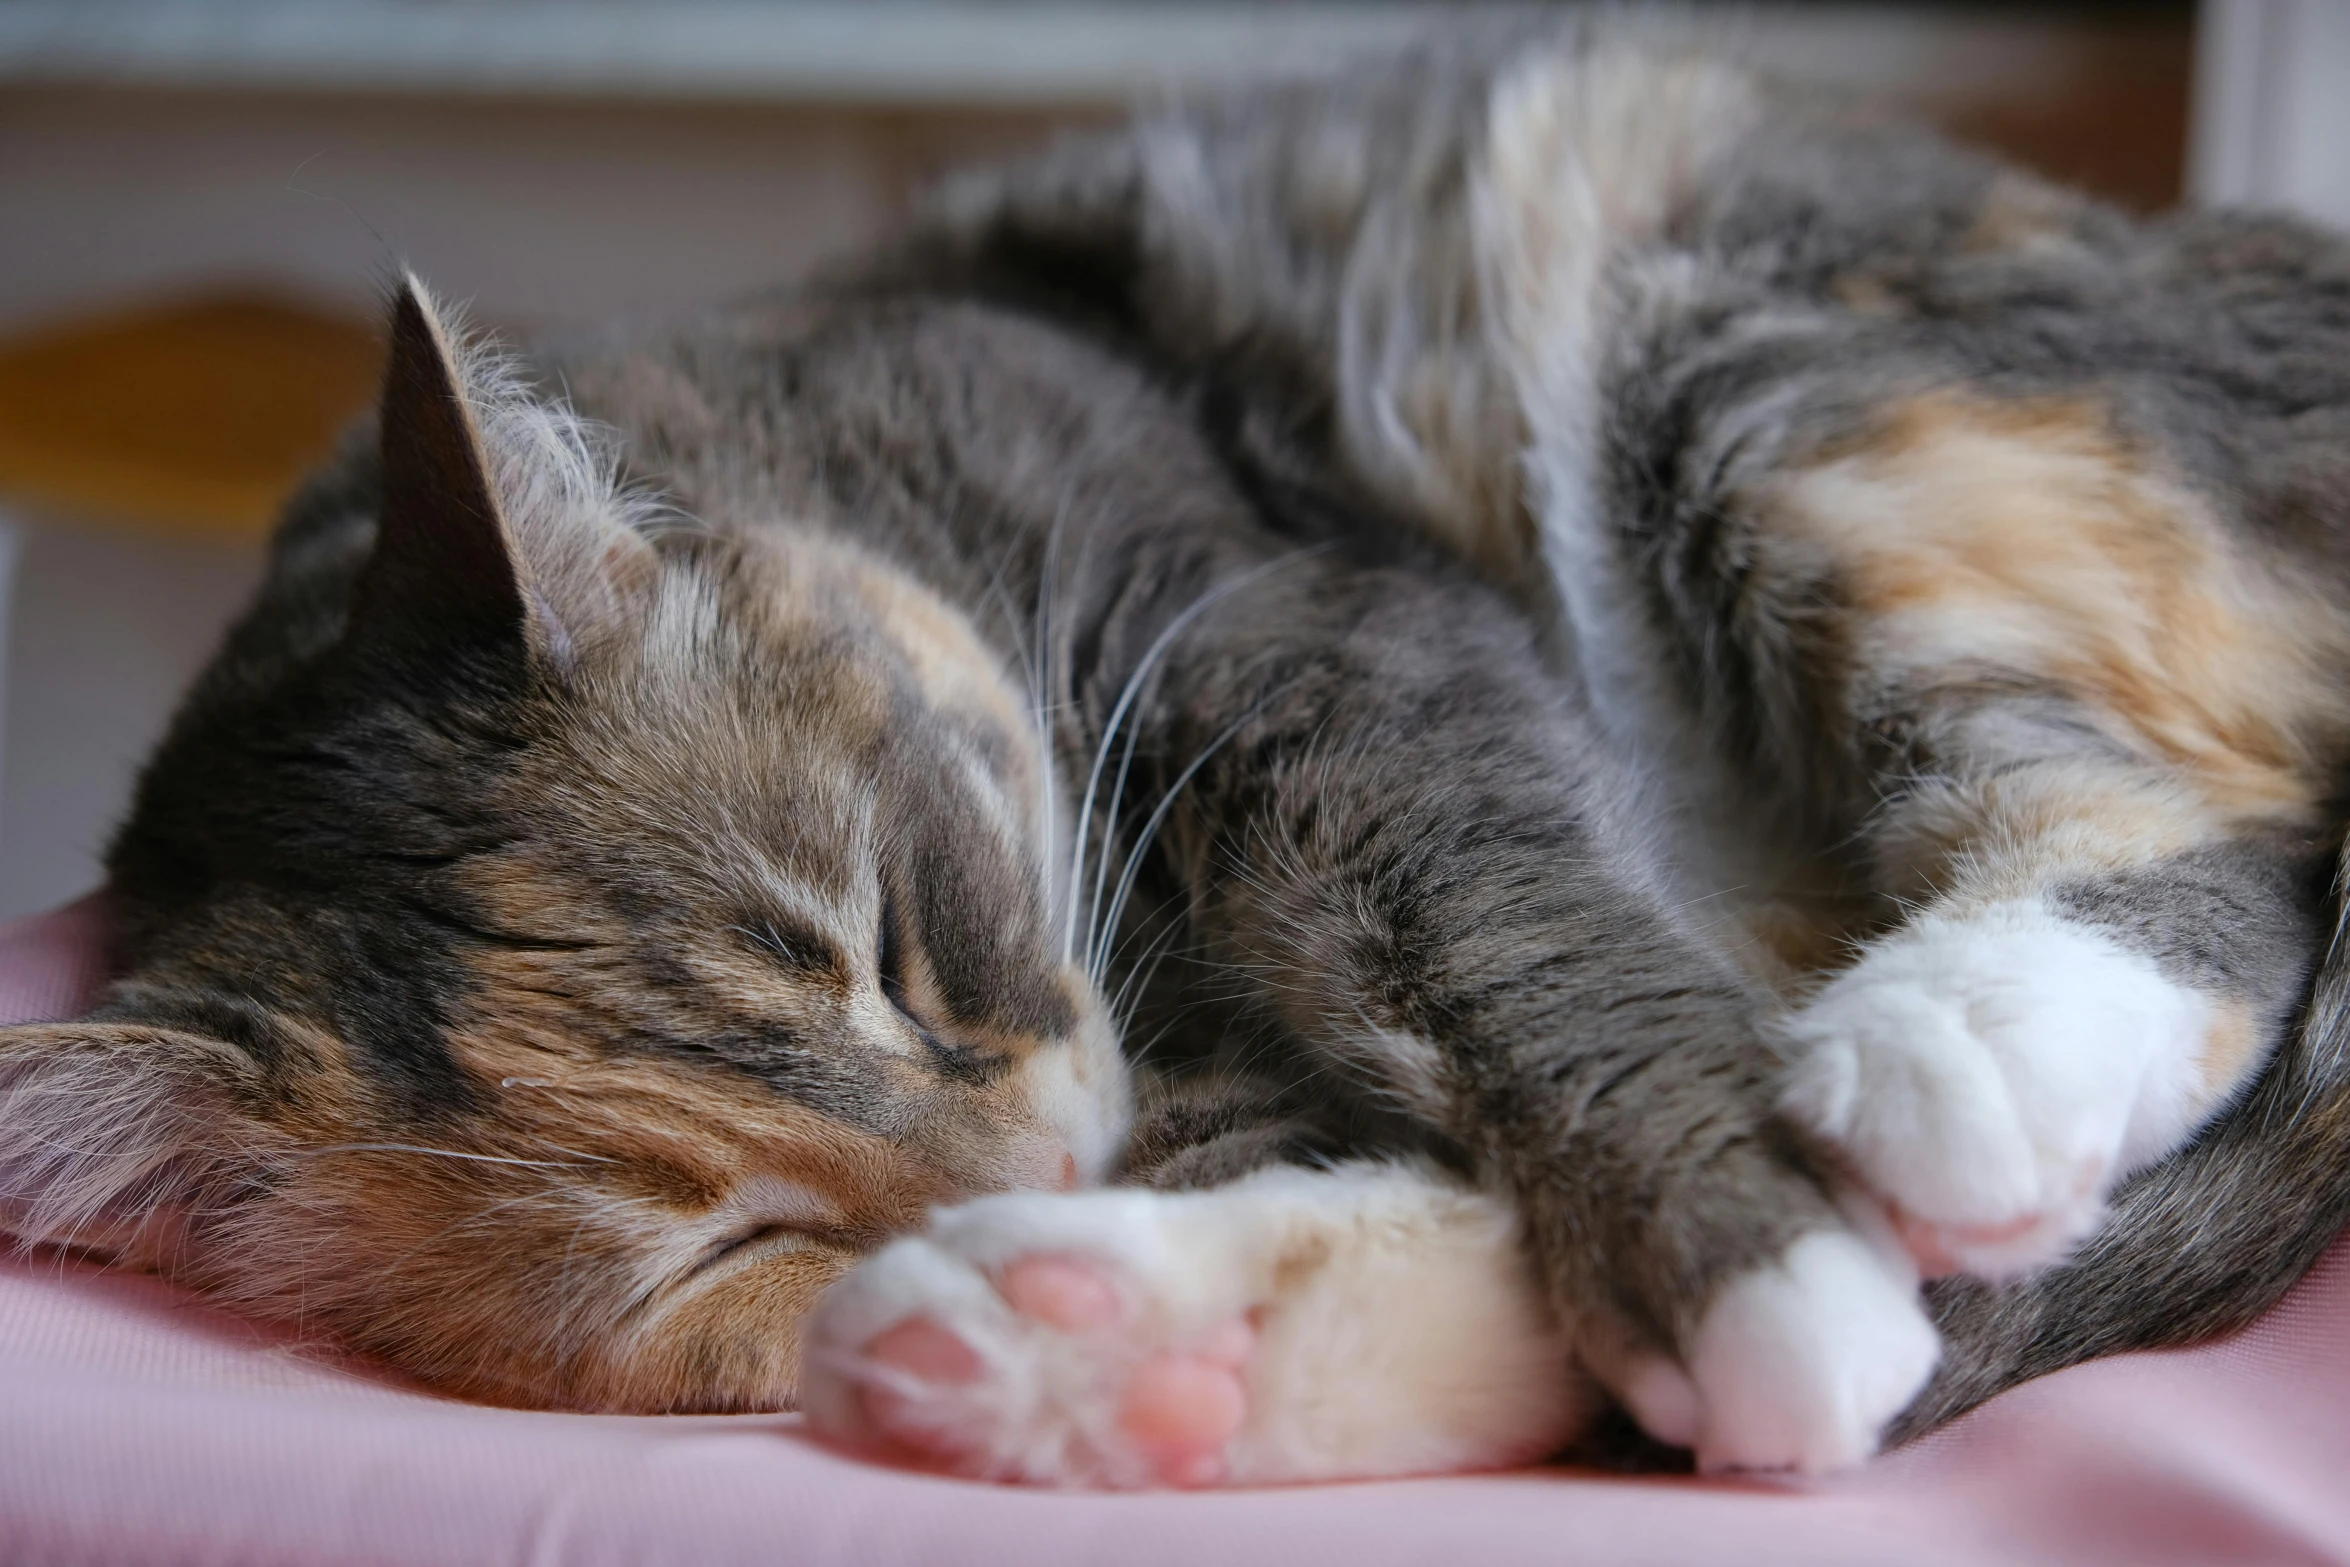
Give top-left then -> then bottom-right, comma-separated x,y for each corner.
0,294 -> 377,535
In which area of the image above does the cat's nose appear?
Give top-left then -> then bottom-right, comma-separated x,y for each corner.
994,1140 -> 1084,1197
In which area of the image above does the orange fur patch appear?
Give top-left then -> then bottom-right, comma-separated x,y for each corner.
1961,176 -> 2082,258
1871,765 -> 2217,913
1772,392 -> 2346,823
2198,1002 -> 2264,1100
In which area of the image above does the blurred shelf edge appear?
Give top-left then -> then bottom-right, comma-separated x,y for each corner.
0,1 -> 2180,108
0,2 -> 1437,106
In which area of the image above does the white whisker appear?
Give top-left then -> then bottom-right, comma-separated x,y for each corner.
1091,701 -> 1265,985
291,1143 -> 614,1169
1066,547 -> 1328,967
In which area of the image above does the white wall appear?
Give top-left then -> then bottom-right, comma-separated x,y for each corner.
2192,0 -> 2350,225
0,90 -> 937,337
0,514 -> 263,918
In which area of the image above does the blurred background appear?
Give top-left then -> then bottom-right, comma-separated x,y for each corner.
0,0 -> 2334,919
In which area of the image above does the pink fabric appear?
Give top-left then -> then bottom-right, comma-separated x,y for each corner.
3,900 -> 2347,1567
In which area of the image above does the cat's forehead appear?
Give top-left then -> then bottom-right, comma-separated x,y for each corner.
600,528 -> 1026,740
714,527 -> 1030,737
500,527 -> 1045,903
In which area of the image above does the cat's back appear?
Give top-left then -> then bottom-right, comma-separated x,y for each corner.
545,283 -> 1296,651
1633,108 -> 2350,548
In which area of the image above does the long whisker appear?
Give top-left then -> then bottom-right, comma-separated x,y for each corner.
1091,700 -> 1267,984
290,1143 -> 615,1169
1105,901 -> 1185,1024
1032,496 -> 1071,922
1066,546 -> 1329,967
1083,661 -> 1154,970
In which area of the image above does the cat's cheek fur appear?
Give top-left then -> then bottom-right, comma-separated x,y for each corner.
1780,898 -> 2215,1279
799,1163 -> 1588,1488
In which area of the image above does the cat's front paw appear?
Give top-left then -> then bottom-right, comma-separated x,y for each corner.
1614,1224 -> 1938,1474
800,1168 -> 1584,1487
1779,899 -> 2208,1279
802,1192 -> 1258,1488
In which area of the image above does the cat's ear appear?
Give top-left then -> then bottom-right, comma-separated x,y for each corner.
351,274 -> 654,666
0,1022 -> 277,1271
352,276 -> 531,649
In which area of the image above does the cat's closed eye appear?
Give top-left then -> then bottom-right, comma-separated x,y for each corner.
875,891 -> 918,1023
878,891 -> 1009,1084
694,1175 -> 860,1274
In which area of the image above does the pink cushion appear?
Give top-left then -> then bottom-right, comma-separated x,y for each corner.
3,899 -> 2347,1566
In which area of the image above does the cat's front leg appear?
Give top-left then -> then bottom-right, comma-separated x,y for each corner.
1070,541 -> 1942,1474
799,1162 -> 1588,1487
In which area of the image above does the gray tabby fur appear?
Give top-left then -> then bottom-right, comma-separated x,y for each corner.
0,15 -> 2345,1469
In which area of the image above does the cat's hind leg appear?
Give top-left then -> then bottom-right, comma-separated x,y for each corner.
799,1161 -> 1589,1487
1778,862 -> 2286,1279
1733,394 -> 2341,1280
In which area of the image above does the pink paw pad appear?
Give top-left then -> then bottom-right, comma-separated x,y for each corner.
859,1317 -> 983,1455
1120,1353 -> 1249,1484
1890,1157 -> 2105,1277
997,1253 -> 1257,1485
1000,1255 -> 1122,1330
850,1250 -> 1263,1488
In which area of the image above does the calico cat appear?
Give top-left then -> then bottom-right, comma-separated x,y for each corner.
7,21 -> 2350,1487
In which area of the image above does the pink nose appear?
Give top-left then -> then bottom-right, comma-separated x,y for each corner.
1059,1152 -> 1081,1191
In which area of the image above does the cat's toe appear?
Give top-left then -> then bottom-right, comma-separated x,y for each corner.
998,1253 -> 1124,1330
857,1316 -> 986,1455
1643,1228 -> 1938,1475
1779,898 -> 2206,1279
1118,1352 -> 1250,1483
1880,1156 -> 2107,1279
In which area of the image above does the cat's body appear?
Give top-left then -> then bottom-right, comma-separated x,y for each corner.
7,22 -> 2350,1484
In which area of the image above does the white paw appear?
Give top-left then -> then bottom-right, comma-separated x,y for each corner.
800,1188 -> 1259,1488
1780,899 -> 2208,1278
800,1167 -> 1586,1487
1617,1224 -> 1939,1474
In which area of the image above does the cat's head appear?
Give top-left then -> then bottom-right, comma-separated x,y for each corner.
0,278 -> 1127,1408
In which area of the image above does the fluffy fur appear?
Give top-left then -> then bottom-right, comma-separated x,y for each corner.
5,18 -> 2350,1486
805,1163 -> 1585,1486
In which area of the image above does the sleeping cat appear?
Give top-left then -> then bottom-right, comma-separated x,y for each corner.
7,21 -> 2350,1486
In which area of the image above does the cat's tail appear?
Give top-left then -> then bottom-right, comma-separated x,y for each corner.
1889,838 -> 2350,1441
